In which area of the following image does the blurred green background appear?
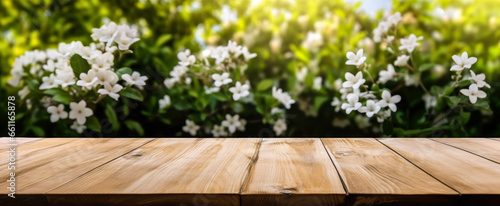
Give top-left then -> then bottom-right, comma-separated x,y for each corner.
1,0 -> 500,137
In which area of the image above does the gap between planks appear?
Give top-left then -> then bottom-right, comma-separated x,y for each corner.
429,138 -> 500,165
374,138 -> 462,195
319,138 -> 349,196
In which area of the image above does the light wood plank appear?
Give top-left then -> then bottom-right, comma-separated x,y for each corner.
322,138 -> 458,206
432,138 -> 500,163
490,138 -> 500,142
47,138 -> 261,206
0,138 -> 41,152
0,138 -> 152,206
379,138 -> 500,205
241,138 -> 345,206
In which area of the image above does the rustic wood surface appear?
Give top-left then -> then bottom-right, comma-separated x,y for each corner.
48,138 -> 261,206
1,137 -> 499,206
431,138 -> 500,163
241,138 -> 345,206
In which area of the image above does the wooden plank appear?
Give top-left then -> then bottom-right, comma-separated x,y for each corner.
241,138 -> 345,206
0,138 -> 41,152
321,138 -> 459,206
490,138 -> 500,142
432,138 -> 500,163
379,138 -> 500,206
0,138 -> 152,206
47,138 -> 261,206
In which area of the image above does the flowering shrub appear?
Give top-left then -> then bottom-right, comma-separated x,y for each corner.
8,22 -> 147,135
2,0 -> 499,137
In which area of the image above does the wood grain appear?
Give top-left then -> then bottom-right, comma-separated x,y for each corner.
322,138 -> 458,206
47,138 -> 261,206
241,138 -> 345,206
379,138 -> 500,206
431,138 -> 500,163
0,138 -> 41,152
0,138 -> 153,194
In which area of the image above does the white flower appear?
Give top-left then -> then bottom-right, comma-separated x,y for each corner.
341,93 -> 362,114
122,71 -> 148,90
18,86 -> 30,100
47,104 -> 68,123
342,71 -> 366,89
387,12 -> 402,26
450,52 -> 477,71
164,77 -> 179,89
332,118 -> 350,128
95,69 -> 119,85
272,86 -> 296,109
240,46 -> 257,61
238,118 -> 246,132
54,73 -> 76,88
358,100 -> 381,117
376,109 -> 392,123
399,34 -> 423,53
114,32 -> 140,50
97,82 -> 123,101
345,49 -> 367,66
212,72 -> 232,87
422,93 -> 437,110
43,59 -> 55,72
182,119 -> 200,136
394,55 -> 410,66
76,70 -> 98,90
221,114 -> 242,134
92,53 -> 114,70
69,100 -> 93,125
211,125 -> 228,137
331,97 -> 342,112
159,95 -> 171,109
302,31 -> 323,52
273,118 -> 287,136
355,115 -> 371,129
404,73 -> 419,87
76,46 -> 102,60
91,22 -> 118,43
177,49 -> 196,66
39,74 -> 58,90
460,84 -> 486,104
229,81 -> 250,101
379,64 -> 396,84
470,70 -> 490,88
170,65 -> 188,78
313,77 -> 323,90
204,86 -> 220,94
70,121 -> 87,134
378,90 -> 401,112
296,67 -> 308,82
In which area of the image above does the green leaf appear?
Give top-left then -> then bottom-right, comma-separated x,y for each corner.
314,96 -> 329,111
115,67 -> 133,80
43,88 -> 66,96
155,34 -> 172,46
459,111 -> 471,125
211,93 -> 228,101
382,120 -> 393,135
70,54 -> 91,77
125,120 -> 144,136
52,93 -> 73,104
86,116 -> 101,132
418,63 -> 434,72
256,79 -> 274,91
444,87 -> 455,96
445,96 -> 460,108
120,87 -> 144,101
31,126 -> 45,136
472,100 -> 492,112
105,104 -> 120,131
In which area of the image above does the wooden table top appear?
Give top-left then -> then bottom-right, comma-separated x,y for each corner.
1,138 -> 499,206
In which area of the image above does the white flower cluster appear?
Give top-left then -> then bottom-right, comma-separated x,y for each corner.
373,12 -> 402,43
10,22 -> 144,134
91,22 -> 140,50
449,52 -> 488,104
